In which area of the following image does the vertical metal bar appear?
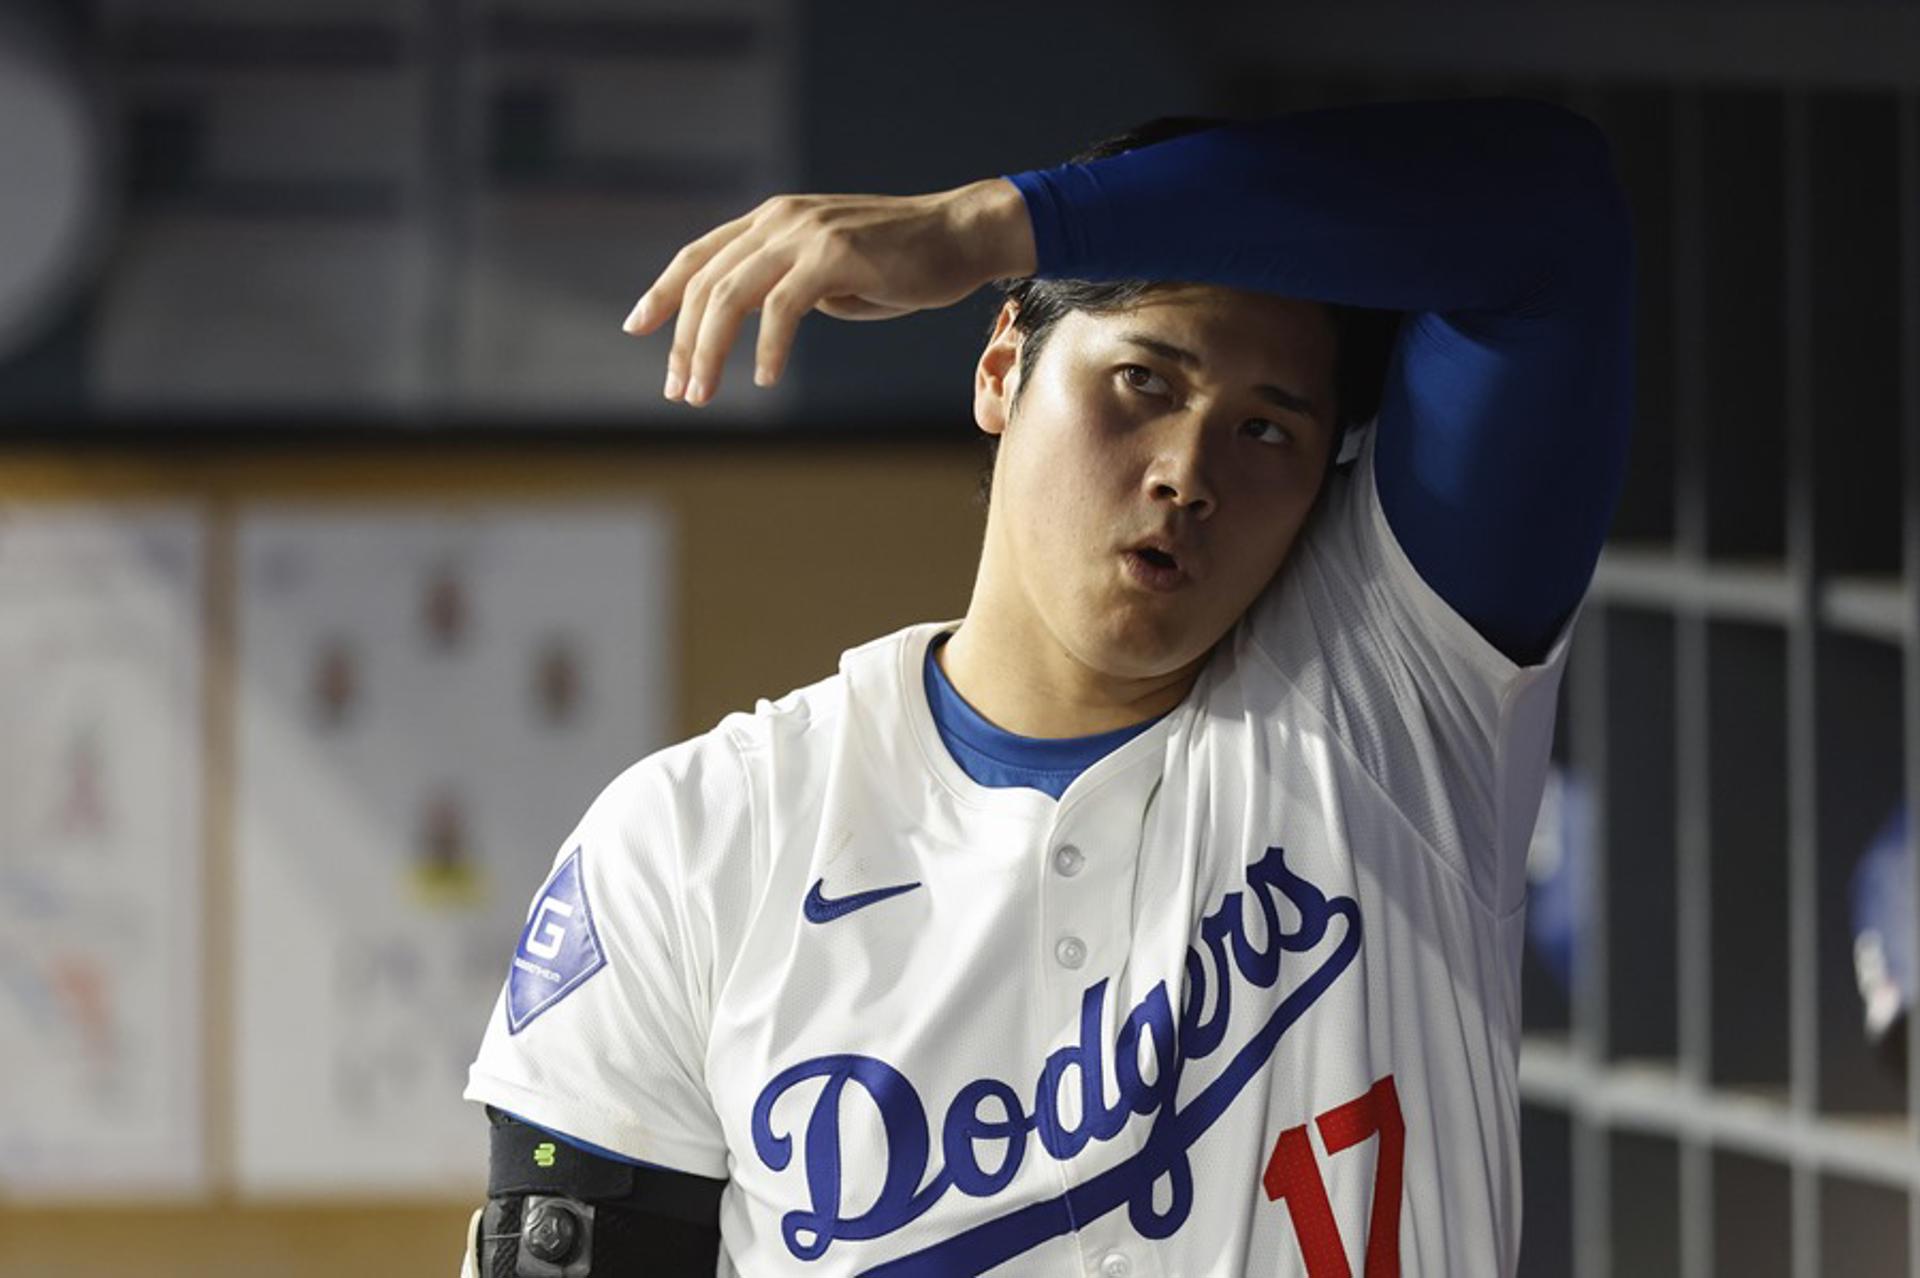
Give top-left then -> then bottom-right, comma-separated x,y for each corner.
1897,88 -> 1920,1278
1783,87 -> 1823,1278
1571,603 -> 1612,1278
1556,81 -> 1617,1278
1671,86 -> 1715,1278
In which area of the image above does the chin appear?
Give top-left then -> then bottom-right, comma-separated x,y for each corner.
1081,618 -> 1208,680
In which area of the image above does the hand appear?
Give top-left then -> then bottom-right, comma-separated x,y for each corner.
623,177 -> 1038,407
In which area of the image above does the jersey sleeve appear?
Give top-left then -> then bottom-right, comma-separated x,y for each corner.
1245,419 -> 1578,919
463,731 -> 753,1181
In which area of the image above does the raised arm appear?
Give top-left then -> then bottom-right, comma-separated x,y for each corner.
1000,97 -> 1636,666
625,98 -> 1632,669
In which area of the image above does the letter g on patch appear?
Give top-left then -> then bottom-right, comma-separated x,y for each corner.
506,846 -> 607,1034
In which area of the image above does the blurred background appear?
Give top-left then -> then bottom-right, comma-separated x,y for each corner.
0,1 -> 1917,1275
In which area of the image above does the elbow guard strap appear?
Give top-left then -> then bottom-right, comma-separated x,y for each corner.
480,1106 -> 724,1277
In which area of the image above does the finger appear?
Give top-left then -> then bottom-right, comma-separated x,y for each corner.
688,250 -> 796,406
753,272 -> 812,388
753,248 -> 845,387
667,224 -> 768,401
623,207 -> 758,339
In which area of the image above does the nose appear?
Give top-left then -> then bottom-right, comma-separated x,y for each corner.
1143,419 -> 1217,518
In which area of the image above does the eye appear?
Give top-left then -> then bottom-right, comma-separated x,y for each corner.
1244,419 -> 1295,447
1119,364 -> 1296,447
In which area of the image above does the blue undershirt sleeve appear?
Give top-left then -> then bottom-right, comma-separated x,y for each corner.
1001,97 -> 1635,668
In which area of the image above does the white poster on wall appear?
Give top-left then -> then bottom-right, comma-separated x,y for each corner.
0,506 -> 206,1199
232,504 -> 675,1196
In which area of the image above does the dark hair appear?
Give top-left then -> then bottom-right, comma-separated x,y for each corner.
975,114 -> 1401,509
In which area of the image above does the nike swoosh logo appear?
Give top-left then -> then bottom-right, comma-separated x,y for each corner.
804,877 -> 922,924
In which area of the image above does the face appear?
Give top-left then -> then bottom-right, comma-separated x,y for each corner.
971,283 -> 1339,684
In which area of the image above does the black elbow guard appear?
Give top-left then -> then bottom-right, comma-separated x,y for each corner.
481,1106 -> 724,1277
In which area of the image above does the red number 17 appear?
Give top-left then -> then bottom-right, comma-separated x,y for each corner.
1260,1073 -> 1405,1277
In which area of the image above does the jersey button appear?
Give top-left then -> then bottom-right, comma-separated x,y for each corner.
1055,935 -> 1086,969
1053,844 -> 1085,876
1099,1251 -> 1132,1278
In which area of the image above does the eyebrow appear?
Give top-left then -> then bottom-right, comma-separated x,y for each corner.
1115,332 -> 1319,420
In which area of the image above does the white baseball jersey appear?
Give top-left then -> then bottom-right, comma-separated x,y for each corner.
465,420 -> 1577,1276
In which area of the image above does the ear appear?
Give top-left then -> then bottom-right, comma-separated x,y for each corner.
973,299 -> 1023,438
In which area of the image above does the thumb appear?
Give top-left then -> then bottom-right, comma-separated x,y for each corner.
815,294 -> 916,321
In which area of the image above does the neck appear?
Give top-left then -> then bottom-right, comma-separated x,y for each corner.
935,607 -> 1205,739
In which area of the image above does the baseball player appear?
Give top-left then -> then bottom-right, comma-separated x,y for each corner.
461,95 -> 1633,1276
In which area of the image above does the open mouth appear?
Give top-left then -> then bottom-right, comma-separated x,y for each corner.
1134,548 -> 1177,570
1122,546 -> 1189,590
